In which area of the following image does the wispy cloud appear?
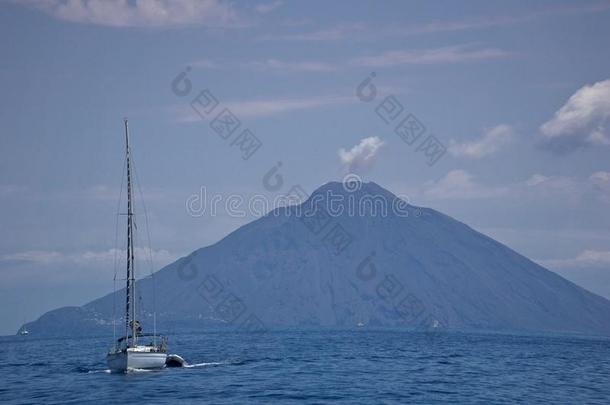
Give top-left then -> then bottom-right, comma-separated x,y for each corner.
350,45 -> 510,67
189,45 -> 506,74
338,136 -> 385,173
258,22 -> 366,41
408,168 -> 610,203
190,57 -> 338,72
589,171 -> 610,202
0,185 -> 28,196
279,17 -> 311,27
190,59 -> 221,69
17,0 -> 243,28
423,169 -> 508,200
254,0 -> 283,14
386,2 -> 610,36
524,173 -> 577,190
258,2 -> 610,42
523,171 -> 610,204
248,58 -> 338,72
538,249 -> 610,269
522,173 -> 584,205
539,79 -> 610,153
425,169 -> 610,202
0,183 -> 173,204
227,95 -> 353,117
449,124 -> 514,158
174,94 -> 354,121
1,248 -> 174,267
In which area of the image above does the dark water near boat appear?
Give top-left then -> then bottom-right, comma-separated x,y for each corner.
1,330 -> 609,404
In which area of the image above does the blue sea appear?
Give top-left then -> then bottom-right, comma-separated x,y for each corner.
1,330 -> 609,404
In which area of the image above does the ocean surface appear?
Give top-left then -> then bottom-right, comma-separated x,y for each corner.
1,329 -> 609,404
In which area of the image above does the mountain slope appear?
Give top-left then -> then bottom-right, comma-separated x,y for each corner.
21,181 -> 610,336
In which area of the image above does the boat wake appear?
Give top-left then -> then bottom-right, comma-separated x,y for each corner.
184,361 -> 224,368
126,367 -> 161,373
77,360 -> 232,375
75,368 -> 111,374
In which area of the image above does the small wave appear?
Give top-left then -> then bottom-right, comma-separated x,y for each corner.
1,362 -> 28,368
88,369 -> 111,374
74,366 -> 111,374
227,358 -> 256,366
127,367 -> 160,373
184,361 -> 224,368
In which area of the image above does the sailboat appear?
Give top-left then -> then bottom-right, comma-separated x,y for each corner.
18,318 -> 29,335
107,119 -> 167,372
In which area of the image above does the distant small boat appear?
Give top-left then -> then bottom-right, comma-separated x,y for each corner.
106,120 -> 167,372
19,327 -> 29,336
357,322 -> 365,327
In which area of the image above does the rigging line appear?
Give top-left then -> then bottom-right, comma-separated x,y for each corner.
131,145 -> 158,333
113,155 -> 127,283
131,149 -> 155,277
133,221 -> 145,320
112,152 -> 127,343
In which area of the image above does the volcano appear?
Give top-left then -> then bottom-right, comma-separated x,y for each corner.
21,181 -> 610,336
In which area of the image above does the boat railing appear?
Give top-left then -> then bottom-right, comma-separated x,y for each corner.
116,332 -> 161,343
114,333 -> 167,352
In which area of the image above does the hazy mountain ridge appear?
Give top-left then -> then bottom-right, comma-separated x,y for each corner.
19,182 -> 610,337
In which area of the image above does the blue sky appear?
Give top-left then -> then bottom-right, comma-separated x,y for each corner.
1,0 -> 610,335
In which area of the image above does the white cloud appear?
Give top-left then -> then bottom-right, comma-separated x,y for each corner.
249,59 -> 338,72
1,250 -> 64,264
523,171 -> 610,204
449,124 -> 514,158
521,173 -> 586,205
524,174 -> 549,187
350,45 -> 510,67
419,169 -> 610,202
540,79 -> 610,152
255,0 -> 283,14
590,171 -> 610,183
227,95 -> 353,118
1,248 -> 175,267
523,173 -> 577,191
423,169 -> 507,200
538,250 -> 610,269
18,0 -> 241,28
590,171 -> 610,201
338,136 -> 385,173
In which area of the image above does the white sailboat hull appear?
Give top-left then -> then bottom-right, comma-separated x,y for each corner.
107,348 -> 167,372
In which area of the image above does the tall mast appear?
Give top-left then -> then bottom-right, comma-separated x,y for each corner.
124,119 -> 137,346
